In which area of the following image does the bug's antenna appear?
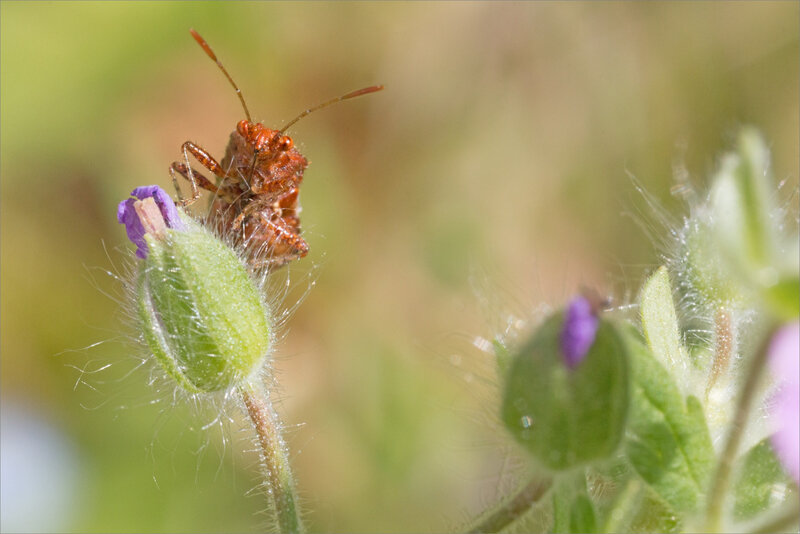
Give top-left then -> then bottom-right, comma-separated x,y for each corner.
280,85 -> 384,134
189,29 -> 252,123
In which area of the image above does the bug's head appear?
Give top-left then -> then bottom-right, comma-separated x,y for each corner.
237,120 -> 293,153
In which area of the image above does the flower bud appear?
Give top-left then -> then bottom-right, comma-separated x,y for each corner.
502,308 -> 630,471
676,128 -> 799,318
119,186 -> 272,393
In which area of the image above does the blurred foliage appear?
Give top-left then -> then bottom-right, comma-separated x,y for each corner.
1,2 -> 797,532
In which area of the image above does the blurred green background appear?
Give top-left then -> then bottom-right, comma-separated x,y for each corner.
1,2 -> 797,532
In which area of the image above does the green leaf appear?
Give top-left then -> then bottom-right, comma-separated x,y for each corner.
640,267 -> 689,376
733,439 -> 792,521
502,314 -> 630,471
621,327 -> 714,513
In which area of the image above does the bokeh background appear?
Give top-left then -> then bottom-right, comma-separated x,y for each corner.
2,2 -> 798,532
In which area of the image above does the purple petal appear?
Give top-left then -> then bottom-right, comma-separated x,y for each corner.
560,296 -> 599,369
131,186 -> 185,231
117,185 -> 184,259
769,321 -> 799,484
117,198 -> 148,258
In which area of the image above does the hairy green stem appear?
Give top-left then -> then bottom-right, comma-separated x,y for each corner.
705,324 -> 778,531
240,381 -> 303,534
466,476 -> 552,533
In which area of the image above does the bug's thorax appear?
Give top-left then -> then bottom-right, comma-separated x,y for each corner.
219,121 -> 308,197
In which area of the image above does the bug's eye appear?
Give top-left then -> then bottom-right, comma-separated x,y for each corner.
237,120 -> 249,136
278,136 -> 293,151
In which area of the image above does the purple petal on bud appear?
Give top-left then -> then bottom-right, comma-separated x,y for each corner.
130,186 -> 185,231
117,185 -> 184,259
768,321 -> 799,484
560,296 -> 599,369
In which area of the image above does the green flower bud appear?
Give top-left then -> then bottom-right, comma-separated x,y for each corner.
501,311 -> 630,471
676,128 -> 799,318
135,211 -> 271,394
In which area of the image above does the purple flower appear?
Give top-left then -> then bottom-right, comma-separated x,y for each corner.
769,321 -> 799,485
560,296 -> 599,369
117,186 -> 185,258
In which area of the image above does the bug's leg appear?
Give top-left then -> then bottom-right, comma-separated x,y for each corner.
169,162 -> 219,202
170,141 -> 227,206
231,199 -> 271,231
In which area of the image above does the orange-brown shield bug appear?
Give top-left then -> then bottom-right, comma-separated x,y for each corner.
170,29 -> 383,270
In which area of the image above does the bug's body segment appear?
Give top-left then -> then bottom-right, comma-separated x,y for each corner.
170,29 -> 382,270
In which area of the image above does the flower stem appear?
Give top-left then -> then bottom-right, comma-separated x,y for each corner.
705,324 -> 778,531
239,381 -> 303,534
466,476 -> 552,533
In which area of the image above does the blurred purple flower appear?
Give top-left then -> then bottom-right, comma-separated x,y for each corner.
117,186 -> 185,258
560,296 -> 599,369
769,321 -> 799,485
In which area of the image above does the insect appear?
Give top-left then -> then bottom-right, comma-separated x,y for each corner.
170,29 -> 383,270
